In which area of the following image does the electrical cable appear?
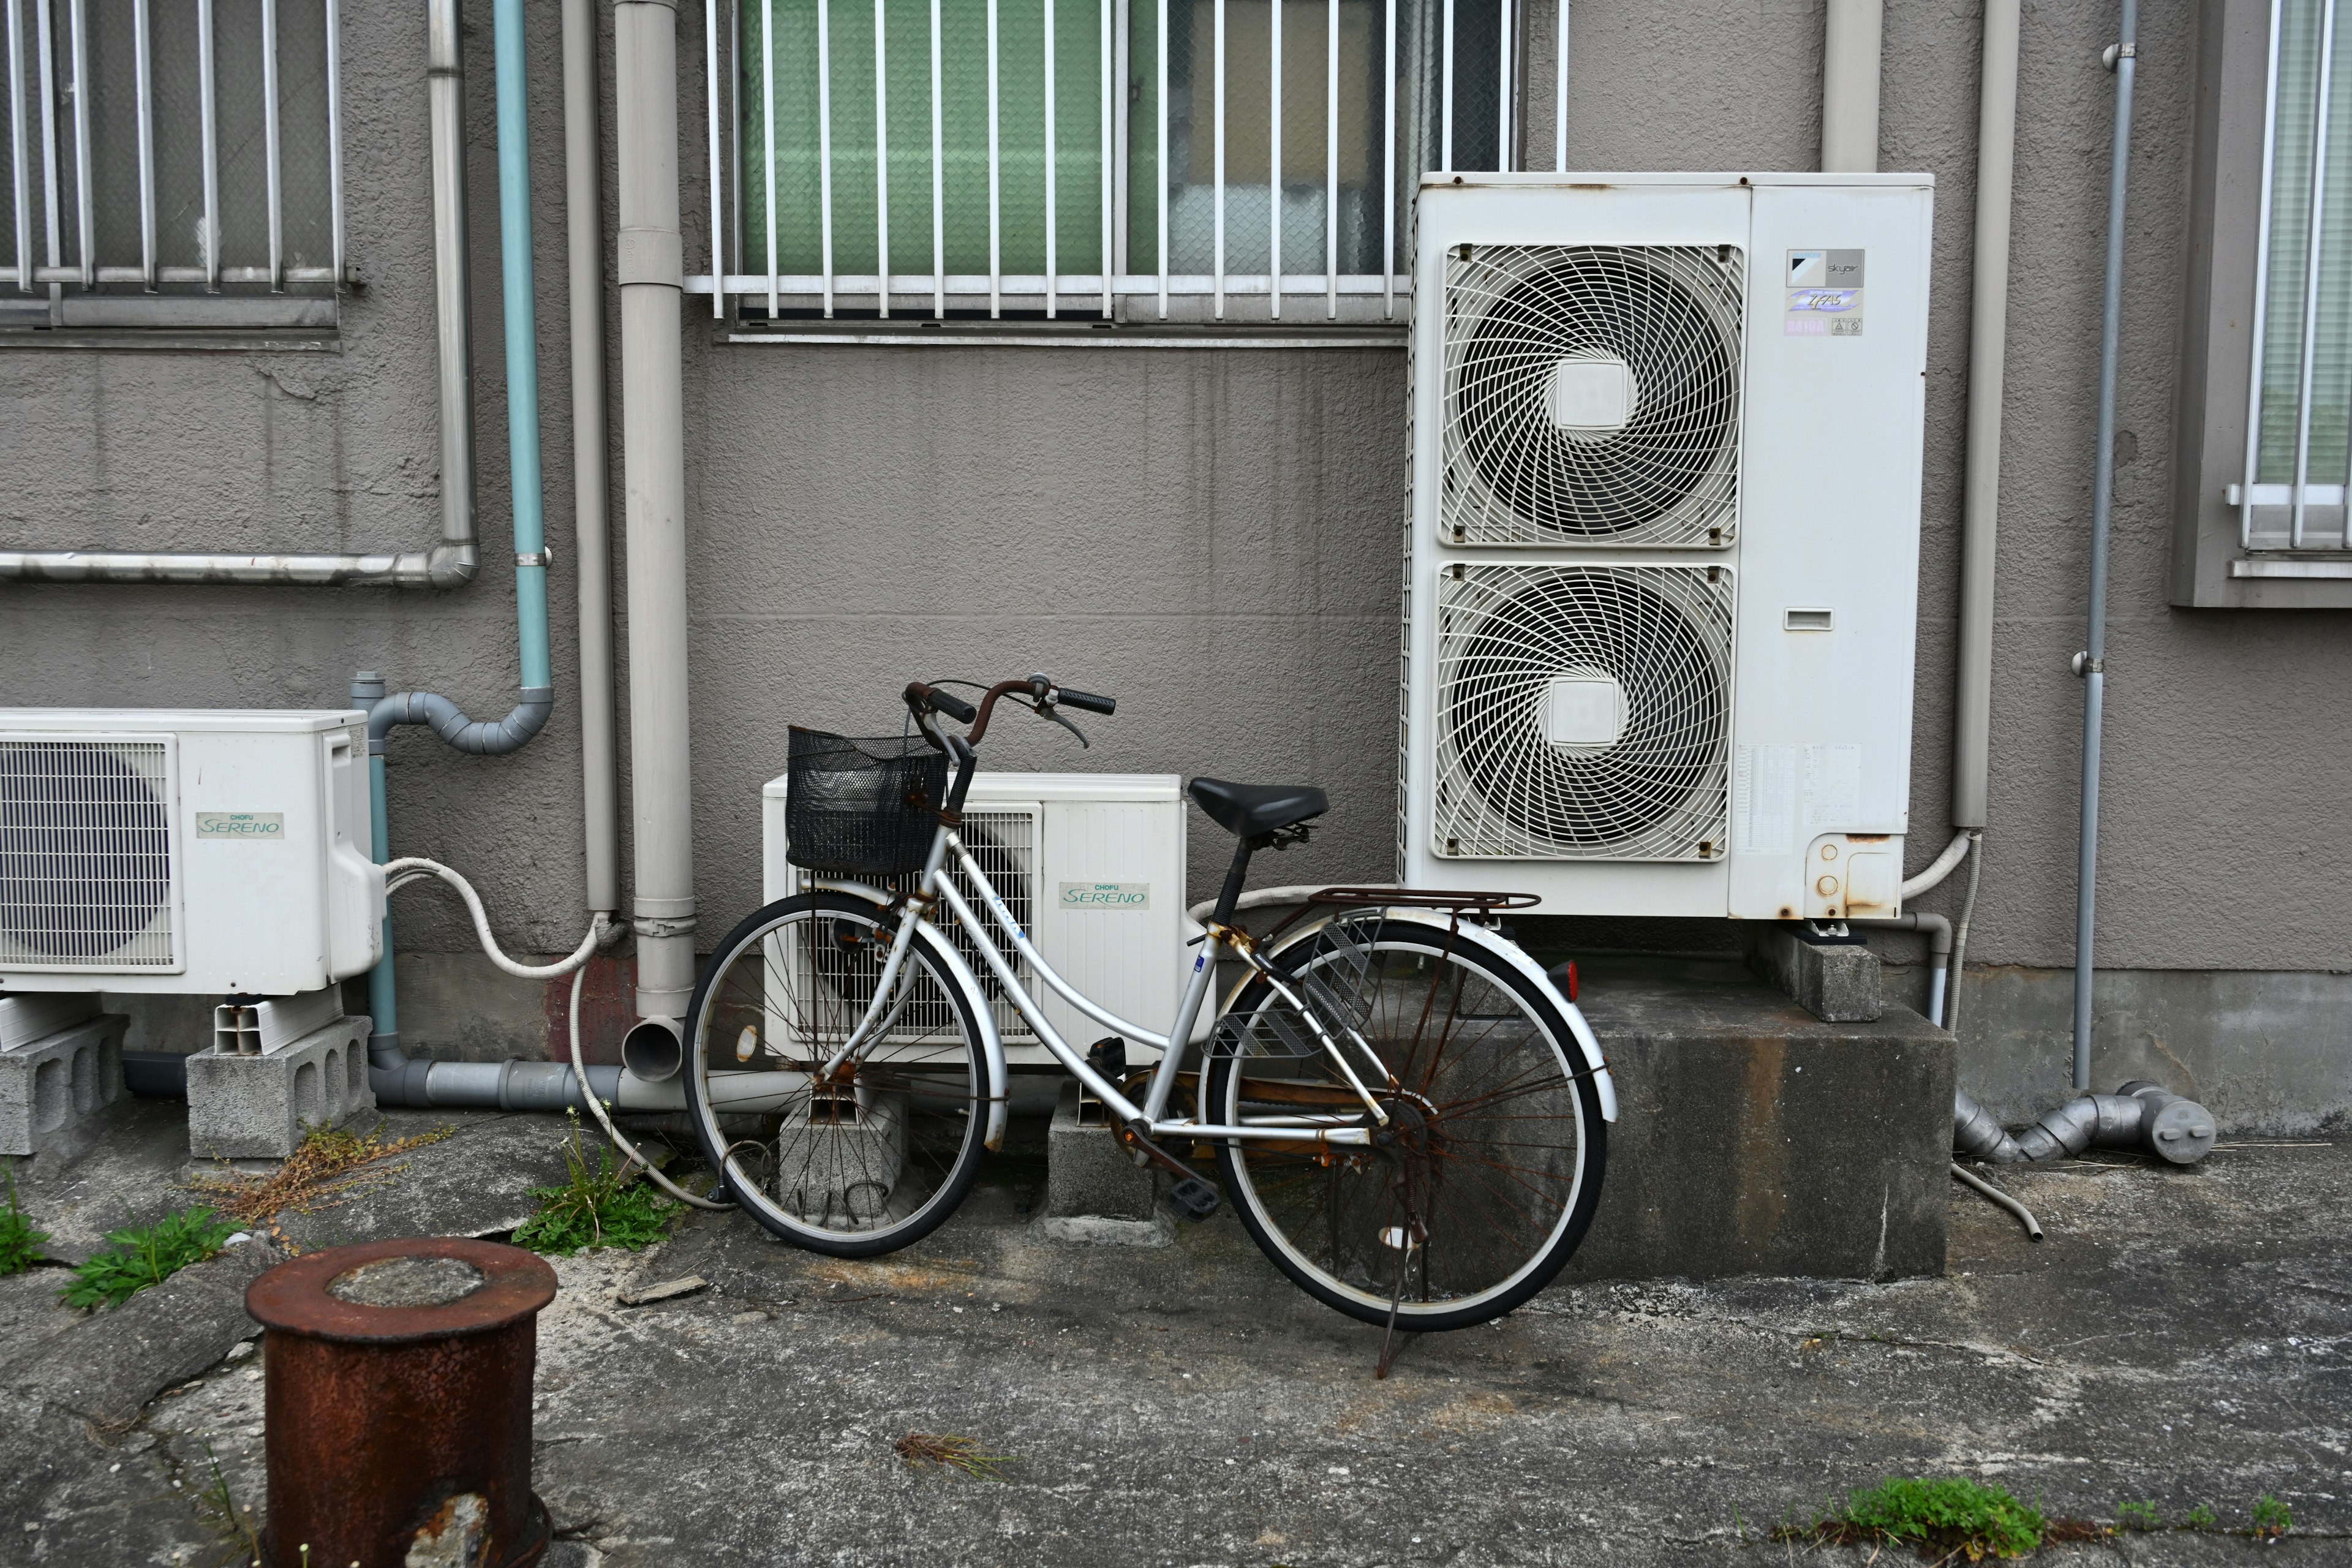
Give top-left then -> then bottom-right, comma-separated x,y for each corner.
568,963 -> 733,1212
1944,830 -> 1986,1037
382,856 -> 607,979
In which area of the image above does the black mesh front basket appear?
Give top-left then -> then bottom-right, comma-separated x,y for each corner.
784,728 -> 951,876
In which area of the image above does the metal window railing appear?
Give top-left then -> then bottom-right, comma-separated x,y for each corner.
2,0 -> 344,297
689,0 -> 1567,325
2234,0 -> 2352,554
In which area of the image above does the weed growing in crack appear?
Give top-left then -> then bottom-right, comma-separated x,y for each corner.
61,1207 -> 239,1310
896,1431 -> 1017,1480
2252,1494 -> 2294,1539
190,1119 -> 454,1229
2115,1499 -> 2161,1531
2183,1502 -> 2218,1529
1775,1476 -> 2056,1560
513,1109 -> 677,1256
0,1158 -> 49,1276
192,1439 -> 264,1564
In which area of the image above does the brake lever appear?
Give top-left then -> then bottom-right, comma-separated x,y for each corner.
1038,701 -> 1090,750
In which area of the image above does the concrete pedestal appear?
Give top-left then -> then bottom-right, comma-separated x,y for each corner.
1040,1083 -> 1170,1246
774,1093 -> 907,1226
1744,925 -> 1883,1022
1566,958 -> 1953,1281
0,1013 -> 127,1161
184,1014 -> 374,1159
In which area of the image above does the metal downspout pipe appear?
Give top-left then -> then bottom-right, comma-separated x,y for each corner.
1821,0 -> 1883,173
2069,2 -> 2138,1094
614,0 -> 698,1051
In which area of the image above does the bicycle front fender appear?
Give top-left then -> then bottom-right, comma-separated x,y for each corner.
1257,908 -> 1618,1124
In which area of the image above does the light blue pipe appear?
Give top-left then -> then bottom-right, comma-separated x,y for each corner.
361,0 -> 556,1104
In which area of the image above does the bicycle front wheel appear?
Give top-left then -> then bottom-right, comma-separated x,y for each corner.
1206,918 -> 1606,1330
683,892 -> 990,1257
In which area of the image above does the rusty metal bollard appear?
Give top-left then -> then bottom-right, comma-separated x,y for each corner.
245,1237 -> 559,1568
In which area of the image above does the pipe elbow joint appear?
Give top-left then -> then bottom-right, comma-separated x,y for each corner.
426,541 -> 480,589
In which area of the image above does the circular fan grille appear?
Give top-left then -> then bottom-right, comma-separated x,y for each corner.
1434,566 -> 1732,860
1442,244 -> 1743,546
0,742 -> 174,963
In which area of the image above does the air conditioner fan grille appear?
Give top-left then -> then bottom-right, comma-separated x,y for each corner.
0,740 -> 176,967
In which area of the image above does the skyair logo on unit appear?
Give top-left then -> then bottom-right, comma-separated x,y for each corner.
195,812 -> 286,841
1785,249 -> 1864,336
1058,881 -> 1150,910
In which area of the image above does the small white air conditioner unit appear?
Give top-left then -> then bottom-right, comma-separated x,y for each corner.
0,710 -> 384,995
763,772 -> 1188,1061
1400,173 -> 1933,921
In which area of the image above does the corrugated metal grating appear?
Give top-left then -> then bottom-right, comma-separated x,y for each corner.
0,739 -> 177,968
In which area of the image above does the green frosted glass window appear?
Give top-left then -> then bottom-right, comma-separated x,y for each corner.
2256,0 -> 2352,485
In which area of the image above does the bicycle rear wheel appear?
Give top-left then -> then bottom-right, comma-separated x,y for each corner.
683,892 -> 990,1258
1205,917 -> 1606,1330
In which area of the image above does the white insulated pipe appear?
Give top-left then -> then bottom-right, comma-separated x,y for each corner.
1821,0 -> 1883,173
564,0 -> 621,917
616,0 -> 697,1021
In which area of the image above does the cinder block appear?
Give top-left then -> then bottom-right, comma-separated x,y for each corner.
0,1014 -> 127,1161
1747,924 -> 1882,1022
1041,1082 -> 1172,1246
774,1093 -> 906,1226
185,1014 -> 374,1159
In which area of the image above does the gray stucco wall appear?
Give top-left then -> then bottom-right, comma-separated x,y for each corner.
3,2 -> 2346,1098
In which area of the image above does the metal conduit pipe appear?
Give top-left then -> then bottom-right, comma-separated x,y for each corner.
0,0 -> 481,588
1848,913 -> 1952,1027
616,0 -> 699,1025
1822,0 -> 1884,173
1954,1081 -> 2217,1167
2070,1 -> 2139,1093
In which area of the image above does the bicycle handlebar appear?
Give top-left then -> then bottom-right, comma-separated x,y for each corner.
1054,687 -> 1116,715
907,674 -> 1116,746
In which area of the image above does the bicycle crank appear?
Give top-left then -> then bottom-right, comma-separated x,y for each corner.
1115,1120 -> 1223,1223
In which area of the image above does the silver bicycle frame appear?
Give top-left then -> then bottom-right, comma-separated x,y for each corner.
813,820 -> 1378,1150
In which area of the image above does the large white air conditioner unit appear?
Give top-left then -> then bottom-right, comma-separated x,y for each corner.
1400,173 -> 1933,920
0,710 -> 383,995
764,772 -> 1188,1061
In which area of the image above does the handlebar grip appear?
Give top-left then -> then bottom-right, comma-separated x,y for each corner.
921,687 -> 978,723
1056,688 -> 1116,715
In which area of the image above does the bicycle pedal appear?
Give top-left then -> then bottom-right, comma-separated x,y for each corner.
1166,1177 -> 1221,1223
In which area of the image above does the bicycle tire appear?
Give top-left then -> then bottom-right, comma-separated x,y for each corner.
682,891 -> 991,1259
1205,916 -> 1607,1330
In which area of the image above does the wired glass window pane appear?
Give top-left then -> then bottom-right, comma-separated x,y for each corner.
2256,0 -> 2352,484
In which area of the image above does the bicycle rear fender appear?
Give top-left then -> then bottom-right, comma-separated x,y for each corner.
1258,909 -> 1618,1124
811,876 -> 1012,1152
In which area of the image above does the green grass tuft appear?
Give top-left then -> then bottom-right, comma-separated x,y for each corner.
0,1159 -> 50,1276
2183,1502 -> 2218,1529
512,1109 -> 679,1257
2252,1494 -> 2293,1538
2116,1499 -> 2161,1531
61,1207 -> 238,1310
1776,1476 -> 2046,1560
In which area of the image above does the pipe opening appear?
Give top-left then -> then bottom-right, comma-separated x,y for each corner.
622,1017 -> 685,1083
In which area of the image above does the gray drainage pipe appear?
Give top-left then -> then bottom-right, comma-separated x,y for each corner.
1953,1081 -> 2217,1167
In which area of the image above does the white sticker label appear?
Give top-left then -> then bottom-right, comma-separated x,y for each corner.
1735,745 -> 1797,855
195,811 -> 285,841
1803,745 -> 1862,829
1058,881 -> 1150,910
1786,249 -> 1864,335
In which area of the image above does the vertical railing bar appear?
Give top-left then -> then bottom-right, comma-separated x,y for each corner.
1381,0 -> 1393,316
326,0 -> 344,288
66,0 -> 88,285
2292,0 -> 2338,548
1553,0 -> 1566,170
1098,0 -> 1110,313
763,0 -> 777,317
1212,0 -> 1223,316
2243,0 -> 2284,550
134,0 -> 154,288
1439,0 -> 1453,170
873,0 -> 888,315
260,0 -> 280,290
818,0 -> 835,317
1498,0 -> 1511,172
1155,0 -> 1166,317
1324,0 -> 1335,317
7,0 -> 31,291
198,0 -> 216,290
1268,0 -> 1280,317
929,0 -> 942,315
35,0 -> 55,290
1044,0 -> 1057,317
986,0 -> 1000,317
708,0 -> 725,317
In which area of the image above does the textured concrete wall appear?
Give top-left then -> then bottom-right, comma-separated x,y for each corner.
4,3 -> 2348,1068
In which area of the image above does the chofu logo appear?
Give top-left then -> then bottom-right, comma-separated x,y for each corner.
195,812 -> 285,840
1057,881 -> 1150,910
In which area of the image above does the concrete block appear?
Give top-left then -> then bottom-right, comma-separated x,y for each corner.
1747,925 -> 1881,1022
0,1014 -> 127,1161
774,1093 -> 907,1226
1040,1083 -> 1172,1246
1568,959 -> 1953,1281
184,1014 -> 374,1159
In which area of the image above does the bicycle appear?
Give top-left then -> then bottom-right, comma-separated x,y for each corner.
680,674 -> 1617,1333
